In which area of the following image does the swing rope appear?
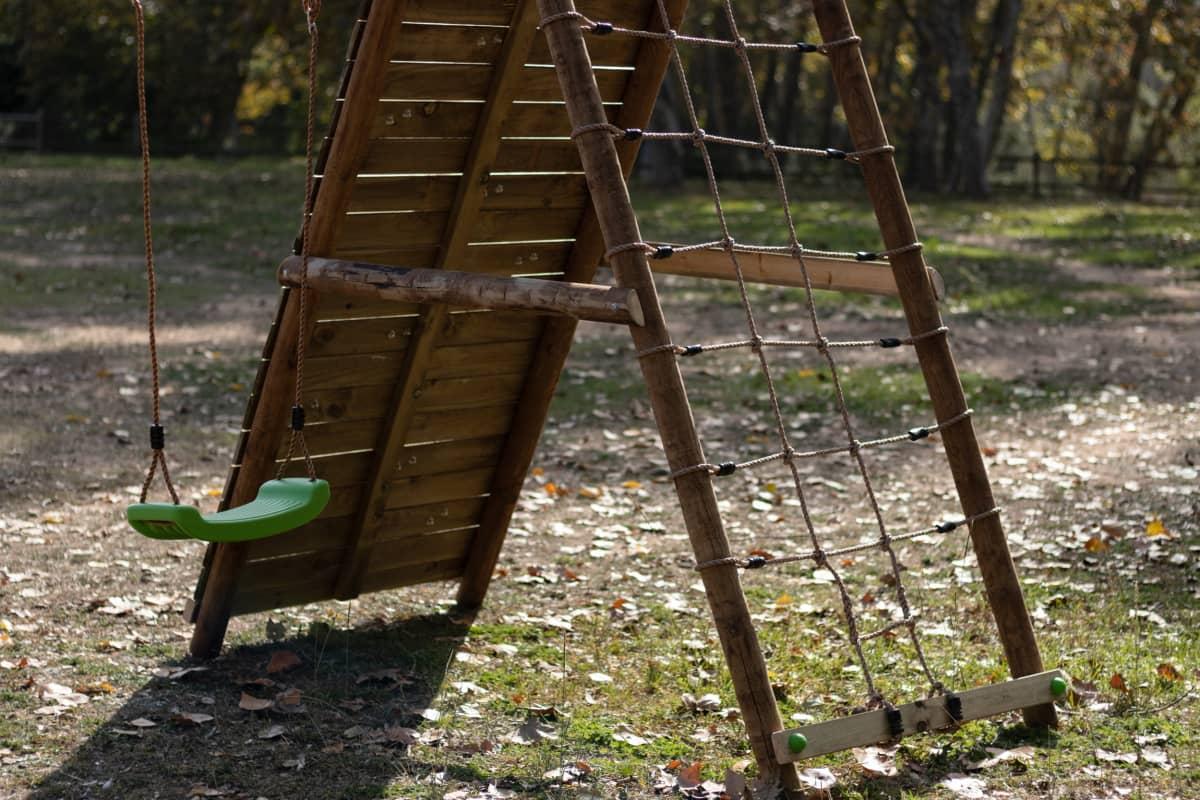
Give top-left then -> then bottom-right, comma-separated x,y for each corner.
277,0 -> 322,482
131,0 -> 178,506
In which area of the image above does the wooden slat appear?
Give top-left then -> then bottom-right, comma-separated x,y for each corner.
370,100 -> 617,139
393,437 -> 508,478
348,173 -> 590,213
304,338 -> 537,391
407,404 -> 519,444
389,22 -> 638,65
359,137 -> 582,174
425,339 -> 538,379
357,557 -> 465,595
404,0 -> 648,27
316,292 -> 429,319
772,670 -> 1069,763
646,246 -> 947,300
383,466 -> 496,509
335,208 -> 583,250
381,63 -> 629,102
242,515 -> 356,560
370,527 -> 477,568
308,310 -> 541,357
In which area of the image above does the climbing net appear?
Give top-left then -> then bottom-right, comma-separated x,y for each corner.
548,0 -> 995,710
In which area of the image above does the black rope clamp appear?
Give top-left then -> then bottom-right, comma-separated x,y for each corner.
854,251 -> 878,262
907,426 -> 930,441
935,520 -> 959,533
290,404 -> 306,432
745,555 -> 768,569
945,693 -> 963,722
824,148 -> 847,160
680,344 -> 704,357
886,708 -> 904,738
652,244 -> 675,260
796,41 -> 820,53
149,424 -> 165,451
878,337 -> 902,349
623,127 -> 643,141
715,462 -> 737,477
591,20 -> 614,35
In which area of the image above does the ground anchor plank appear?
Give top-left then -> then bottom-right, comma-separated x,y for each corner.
772,669 -> 1070,763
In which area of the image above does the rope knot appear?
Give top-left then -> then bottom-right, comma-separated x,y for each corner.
691,128 -> 706,147
734,36 -> 747,50
749,335 -> 764,352
815,336 -> 830,352
812,548 -> 829,567
721,236 -> 736,252
848,439 -> 862,454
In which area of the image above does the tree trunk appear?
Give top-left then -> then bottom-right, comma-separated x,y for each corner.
933,0 -> 989,196
980,0 -> 1022,160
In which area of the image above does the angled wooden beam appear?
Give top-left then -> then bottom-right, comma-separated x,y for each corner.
278,256 -> 643,325
812,0 -> 1056,728
331,0 -> 545,600
772,670 -> 1069,763
534,0 -> 801,792
189,0 -> 407,658
456,0 -> 689,609
643,245 -> 946,300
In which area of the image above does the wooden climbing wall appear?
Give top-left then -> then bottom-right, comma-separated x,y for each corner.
190,0 -> 686,631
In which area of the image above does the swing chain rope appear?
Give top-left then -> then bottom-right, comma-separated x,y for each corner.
278,0 -> 322,482
131,0 -> 178,505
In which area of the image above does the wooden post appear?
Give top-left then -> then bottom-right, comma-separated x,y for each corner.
188,0 -> 406,658
277,256 -> 643,325
811,0 -> 1056,727
537,0 -> 801,791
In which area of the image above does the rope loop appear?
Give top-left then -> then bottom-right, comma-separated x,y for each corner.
605,240 -> 656,261
537,10 -> 586,30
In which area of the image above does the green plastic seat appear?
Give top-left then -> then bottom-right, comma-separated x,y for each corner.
127,478 -> 330,543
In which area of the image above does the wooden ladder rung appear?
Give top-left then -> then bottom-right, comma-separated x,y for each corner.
278,255 -> 644,326
772,669 -> 1069,763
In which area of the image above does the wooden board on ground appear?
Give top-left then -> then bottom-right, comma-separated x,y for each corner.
771,670 -> 1069,763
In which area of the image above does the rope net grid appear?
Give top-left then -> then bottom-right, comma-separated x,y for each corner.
543,0 -> 988,709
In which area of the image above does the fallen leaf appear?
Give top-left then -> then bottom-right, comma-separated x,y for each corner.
239,692 -> 273,711
172,712 -> 214,726
509,717 -> 558,745
1095,748 -> 1137,763
940,774 -> 988,798
1156,662 -> 1183,682
128,717 -> 157,728
266,650 -> 301,674
1145,517 -> 1168,537
852,745 -> 899,777
1084,535 -> 1109,553
259,724 -> 286,739
1109,673 -> 1128,693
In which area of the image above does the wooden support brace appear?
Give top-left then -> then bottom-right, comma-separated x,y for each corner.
537,0 -> 801,793
278,255 -> 643,326
811,0 -> 1056,728
643,245 -> 946,300
772,670 -> 1069,763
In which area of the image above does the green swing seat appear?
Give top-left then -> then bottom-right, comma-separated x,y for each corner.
127,478 -> 330,543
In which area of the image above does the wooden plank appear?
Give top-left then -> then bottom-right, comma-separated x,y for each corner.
812,0 -> 1055,729
393,437 -> 508,477
646,246 -> 946,300
330,242 -> 572,276
369,527 -> 477,569
377,496 -> 489,535
389,22 -> 638,65
381,62 -> 629,102
358,556 -> 465,595
306,311 -> 541,358
243,515 -> 356,560
532,1 -> 800,792
302,339 -> 536,392
316,293 -> 428,319
772,670 -> 1069,763
359,137 -> 582,174
232,571 -> 340,616
348,173 -> 590,213
279,256 -> 643,325
403,0 -> 649,27
425,339 -> 538,379
335,208 -> 584,250
296,418 -> 385,456
370,100 -> 617,140
383,465 -> 496,509
407,404 -> 519,444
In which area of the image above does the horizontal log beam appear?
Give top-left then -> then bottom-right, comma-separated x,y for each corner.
642,244 -> 945,301
278,255 -> 643,326
772,669 -> 1068,763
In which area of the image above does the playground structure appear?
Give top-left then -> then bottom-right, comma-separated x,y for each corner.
144,0 -> 1067,789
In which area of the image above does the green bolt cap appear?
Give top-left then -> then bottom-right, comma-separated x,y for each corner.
1050,676 -> 1068,697
788,733 -> 808,754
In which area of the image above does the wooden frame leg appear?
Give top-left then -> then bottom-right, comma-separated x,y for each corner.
811,0 -> 1056,727
538,1 -> 802,791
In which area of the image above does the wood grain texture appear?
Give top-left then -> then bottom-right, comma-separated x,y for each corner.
811,0 -> 1055,729
279,256 -> 643,325
772,670 -> 1069,762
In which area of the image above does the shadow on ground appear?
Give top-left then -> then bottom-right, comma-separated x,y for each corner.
28,613 -> 473,800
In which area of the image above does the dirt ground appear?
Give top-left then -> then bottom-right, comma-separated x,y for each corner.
1,159 -> 1198,800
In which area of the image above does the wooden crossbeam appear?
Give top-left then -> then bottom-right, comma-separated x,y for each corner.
772,670 -> 1069,763
278,255 -> 643,325
330,0 -> 546,600
643,245 -> 946,300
